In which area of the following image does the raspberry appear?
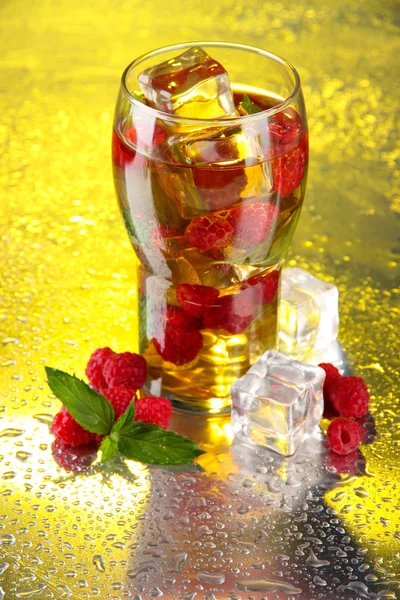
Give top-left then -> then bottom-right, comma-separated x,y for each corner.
318,363 -> 342,418
103,386 -> 137,420
51,406 -> 97,447
86,347 -> 115,392
185,214 -> 233,251
241,269 -> 280,305
176,284 -> 220,317
193,166 -> 247,211
51,439 -> 99,472
331,376 -> 369,419
203,293 -> 253,334
166,305 -> 202,330
272,133 -> 308,196
103,352 -> 147,391
135,396 -> 172,430
154,326 -> 203,366
228,202 -> 279,248
266,109 -> 302,157
327,417 -> 361,455
112,126 -> 137,168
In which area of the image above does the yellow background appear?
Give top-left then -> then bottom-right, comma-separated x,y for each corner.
0,0 -> 399,597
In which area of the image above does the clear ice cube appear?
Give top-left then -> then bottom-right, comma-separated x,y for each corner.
231,350 -> 325,456
138,46 -> 236,119
156,126 -> 274,218
279,268 -> 339,359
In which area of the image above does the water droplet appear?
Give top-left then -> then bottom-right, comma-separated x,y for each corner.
354,487 -> 369,498
0,358 -> 16,367
127,560 -> 162,578
149,587 -> 163,597
197,571 -> 225,585
33,414 -> 54,424
15,584 -> 47,598
92,555 -> 105,572
16,451 -> 31,462
236,577 -> 302,594
0,563 -> 9,575
170,552 -> 187,573
306,549 -> 330,568
0,428 -> 24,438
0,534 -> 15,545
1,337 -> 19,345
56,584 -> 73,598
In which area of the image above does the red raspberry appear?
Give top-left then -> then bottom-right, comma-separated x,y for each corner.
51,406 -> 97,447
327,417 -> 361,455
103,386 -> 137,420
103,352 -> 147,391
318,363 -> 342,418
228,202 -> 279,248
241,269 -> 280,305
86,347 -> 115,392
193,166 -> 247,211
185,214 -> 233,251
135,396 -> 172,430
154,326 -> 203,366
112,126 -> 137,168
51,439 -> 99,472
176,284 -> 220,317
331,376 -> 369,419
203,293 -> 253,334
272,133 -> 308,196
266,108 -> 302,157
166,305 -> 202,330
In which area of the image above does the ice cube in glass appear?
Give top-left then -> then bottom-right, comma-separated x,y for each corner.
138,46 -> 236,119
231,350 -> 325,456
279,267 -> 339,358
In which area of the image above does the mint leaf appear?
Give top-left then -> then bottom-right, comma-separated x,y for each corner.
112,401 -> 136,436
241,94 -> 263,115
119,424 -> 206,465
45,367 -> 115,435
99,434 -> 119,463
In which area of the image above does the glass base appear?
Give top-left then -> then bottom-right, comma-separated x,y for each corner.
143,384 -> 232,415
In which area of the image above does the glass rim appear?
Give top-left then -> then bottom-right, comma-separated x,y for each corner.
121,41 -> 302,125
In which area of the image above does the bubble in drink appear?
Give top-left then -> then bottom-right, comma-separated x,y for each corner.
279,268 -> 339,359
138,46 -> 236,119
231,350 -> 325,456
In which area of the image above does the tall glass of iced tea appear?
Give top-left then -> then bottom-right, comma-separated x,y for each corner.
112,42 -> 308,413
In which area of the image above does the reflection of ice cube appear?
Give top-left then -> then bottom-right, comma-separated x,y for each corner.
231,350 -> 324,456
138,46 -> 236,119
279,268 -> 339,359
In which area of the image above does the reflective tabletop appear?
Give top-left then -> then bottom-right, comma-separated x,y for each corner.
0,0 -> 399,598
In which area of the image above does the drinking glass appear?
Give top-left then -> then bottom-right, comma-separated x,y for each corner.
112,42 -> 308,414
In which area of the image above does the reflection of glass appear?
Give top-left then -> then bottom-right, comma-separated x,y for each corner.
112,42 -> 308,414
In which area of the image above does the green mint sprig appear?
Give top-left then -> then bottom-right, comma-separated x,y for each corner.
45,367 -> 205,466
240,94 -> 263,115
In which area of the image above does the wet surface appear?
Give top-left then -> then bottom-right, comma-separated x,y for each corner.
0,0 -> 399,597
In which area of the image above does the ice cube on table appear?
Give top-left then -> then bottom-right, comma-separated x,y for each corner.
231,350 -> 324,456
138,46 -> 236,119
279,268 -> 339,359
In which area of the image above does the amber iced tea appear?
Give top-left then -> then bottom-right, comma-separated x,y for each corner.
113,44 -> 308,413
